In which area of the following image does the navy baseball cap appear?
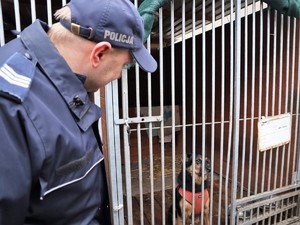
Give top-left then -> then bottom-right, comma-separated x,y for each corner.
60,0 -> 157,73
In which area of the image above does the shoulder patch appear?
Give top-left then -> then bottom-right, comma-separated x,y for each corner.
0,52 -> 35,102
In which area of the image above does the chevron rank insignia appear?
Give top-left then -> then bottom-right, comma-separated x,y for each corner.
0,52 -> 35,102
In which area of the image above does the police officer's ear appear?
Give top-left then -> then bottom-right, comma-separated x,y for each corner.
90,41 -> 112,67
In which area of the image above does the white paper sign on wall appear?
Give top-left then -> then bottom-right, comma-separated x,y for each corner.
258,113 -> 291,151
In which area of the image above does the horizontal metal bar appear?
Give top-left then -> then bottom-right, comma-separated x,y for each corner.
117,112 -> 299,127
236,184 -> 300,206
238,203 -> 297,225
276,217 -> 300,225
115,116 -> 162,125
238,190 -> 300,212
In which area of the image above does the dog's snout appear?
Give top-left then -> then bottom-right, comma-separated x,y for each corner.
196,158 -> 201,164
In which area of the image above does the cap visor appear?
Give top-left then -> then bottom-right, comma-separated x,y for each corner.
131,46 -> 157,73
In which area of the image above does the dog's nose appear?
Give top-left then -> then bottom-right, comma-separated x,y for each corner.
196,158 -> 201,164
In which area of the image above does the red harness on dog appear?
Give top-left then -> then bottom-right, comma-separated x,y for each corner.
178,187 -> 209,214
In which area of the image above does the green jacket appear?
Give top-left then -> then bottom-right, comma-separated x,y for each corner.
138,0 -> 171,42
263,0 -> 300,18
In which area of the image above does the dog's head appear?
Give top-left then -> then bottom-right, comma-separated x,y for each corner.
177,153 -> 211,189
185,153 -> 211,180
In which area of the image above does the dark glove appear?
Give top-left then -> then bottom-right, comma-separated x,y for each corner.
263,0 -> 300,19
138,0 -> 171,43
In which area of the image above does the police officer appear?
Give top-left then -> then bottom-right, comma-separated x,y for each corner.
0,0 -> 157,224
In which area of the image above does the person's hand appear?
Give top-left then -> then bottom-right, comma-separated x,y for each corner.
263,0 -> 300,19
138,0 -> 171,43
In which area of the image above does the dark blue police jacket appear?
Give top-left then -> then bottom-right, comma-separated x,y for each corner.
0,20 -> 110,225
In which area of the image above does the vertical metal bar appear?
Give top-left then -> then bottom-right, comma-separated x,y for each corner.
159,6 -> 166,225
181,1 -> 187,224
132,4 -> 144,225
278,15 -> 285,189
295,20 -> 300,182
146,36 -> 155,225
226,0 -> 234,223
295,20 -> 300,219
278,15 -> 284,116
94,90 -> 102,136
297,195 -> 300,224
254,2 -> 269,219
288,18 -> 297,186
136,77 -> 144,225
0,0 -> 4,46
135,27 -> 144,225
261,147 -> 266,192
230,0 -> 241,224
30,0 -> 36,22
293,20 -> 300,182
247,0 -> 256,197
121,72 -> 133,225
266,6 -> 282,220
111,80 -> 125,225
210,0 -> 216,223
170,1 -> 176,225
13,0 -> 21,32
241,0 -> 248,200
105,82 -> 123,225
270,11 -> 278,191
262,8 -> 272,193
255,0 -> 263,196
271,11 -> 278,117
47,0 -> 52,26
201,0 -> 207,223
285,17 -> 292,187
170,0 -> 177,221
277,14 -> 284,223
218,0 -> 225,223
191,0 -> 196,224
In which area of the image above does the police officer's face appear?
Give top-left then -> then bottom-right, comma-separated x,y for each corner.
85,44 -> 132,92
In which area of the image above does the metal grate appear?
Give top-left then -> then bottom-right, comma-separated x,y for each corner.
2,1 -> 300,225
236,188 -> 300,225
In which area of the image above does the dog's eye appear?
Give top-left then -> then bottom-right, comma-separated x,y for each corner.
196,159 -> 201,164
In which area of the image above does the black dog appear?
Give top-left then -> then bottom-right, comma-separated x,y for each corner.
168,154 -> 211,225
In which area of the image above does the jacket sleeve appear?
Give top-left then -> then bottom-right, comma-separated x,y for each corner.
263,0 -> 300,19
0,101 -> 33,225
138,0 -> 171,43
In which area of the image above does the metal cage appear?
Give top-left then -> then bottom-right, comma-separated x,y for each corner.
2,0 -> 300,225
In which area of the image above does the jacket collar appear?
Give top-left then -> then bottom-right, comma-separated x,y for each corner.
19,20 -> 101,131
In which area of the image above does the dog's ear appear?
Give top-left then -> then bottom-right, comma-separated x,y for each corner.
181,153 -> 192,166
186,153 -> 192,160
185,153 -> 193,166
205,157 -> 211,172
